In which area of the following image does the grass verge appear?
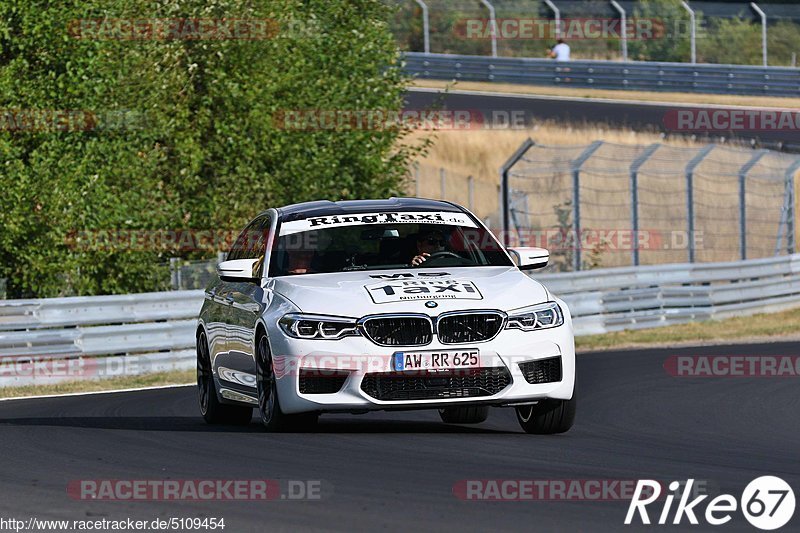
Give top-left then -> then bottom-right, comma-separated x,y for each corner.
0,369 -> 194,399
576,307 -> 800,352
411,79 -> 800,110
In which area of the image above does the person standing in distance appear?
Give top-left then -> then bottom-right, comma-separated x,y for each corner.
548,38 -> 570,61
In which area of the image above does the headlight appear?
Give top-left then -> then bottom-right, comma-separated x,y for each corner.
278,314 -> 360,340
505,302 -> 564,331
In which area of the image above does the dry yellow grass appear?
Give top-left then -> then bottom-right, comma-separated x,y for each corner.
411,79 -> 800,110
409,122 -> 700,187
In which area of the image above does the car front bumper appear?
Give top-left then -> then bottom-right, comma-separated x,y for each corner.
268,322 -> 576,415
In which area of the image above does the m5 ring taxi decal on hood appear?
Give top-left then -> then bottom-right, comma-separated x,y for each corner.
279,211 -> 478,235
365,278 -> 484,304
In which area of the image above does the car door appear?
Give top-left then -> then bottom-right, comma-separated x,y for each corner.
223,214 -> 272,390
204,275 -> 233,371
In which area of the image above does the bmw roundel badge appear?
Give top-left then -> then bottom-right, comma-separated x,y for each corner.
425,301 -> 438,308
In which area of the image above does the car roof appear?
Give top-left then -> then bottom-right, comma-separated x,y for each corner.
276,197 -> 464,222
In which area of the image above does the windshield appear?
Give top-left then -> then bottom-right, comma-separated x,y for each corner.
269,212 -> 512,276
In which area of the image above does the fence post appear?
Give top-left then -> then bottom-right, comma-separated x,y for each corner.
169,257 -> 180,290
784,160 -> 800,255
544,0 -> 561,39
439,167 -> 446,199
610,1 -> 628,62
414,0 -> 430,54
685,144 -> 715,263
479,0 -> 498,58
468,175 -> 475,211
571,141 -> 604,271
629,144 -> 661,266
737,150 -> 767,260
680,1 -> 697,64
500,138 -> 535,246
750,3 -> 768,67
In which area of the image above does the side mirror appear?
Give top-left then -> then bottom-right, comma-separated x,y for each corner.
217,258 -> 261,283
507,247 -> 549,270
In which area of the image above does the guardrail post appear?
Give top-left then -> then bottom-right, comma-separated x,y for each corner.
413,0 -> 430,54
500,138 -> 535,246
571,141 -> 604,271
468,175 -> 475,211
680,1 -> 697,64
544,0 -> 561,39
629,144 -> 661,266
685,145 -> 715,263
751,3 -> 768,67
479,0 -> 498,58
610,1 -> 628,62
737,150 -> 767,260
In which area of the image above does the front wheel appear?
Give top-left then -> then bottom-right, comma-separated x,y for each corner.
515,385 -> 576,435
256,333 -> 318,432
197,331 -> 252,425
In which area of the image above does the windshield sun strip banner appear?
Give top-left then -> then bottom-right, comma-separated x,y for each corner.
278,211 -> 478,236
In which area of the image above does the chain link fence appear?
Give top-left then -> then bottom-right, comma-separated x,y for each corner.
165,140 -> 800,287
168,256 -> 226,291
502,140 -> 800,271
411,163 -> 501,226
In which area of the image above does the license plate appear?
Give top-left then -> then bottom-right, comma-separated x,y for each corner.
392,349 -> 479,371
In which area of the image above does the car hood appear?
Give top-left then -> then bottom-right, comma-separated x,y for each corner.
268,267 -> 549,316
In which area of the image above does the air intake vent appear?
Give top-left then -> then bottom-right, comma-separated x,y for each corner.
360,367 -> 512,401
518,357 -> 562,384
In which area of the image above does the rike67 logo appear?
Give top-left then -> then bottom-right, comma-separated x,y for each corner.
626,477 -> 795,530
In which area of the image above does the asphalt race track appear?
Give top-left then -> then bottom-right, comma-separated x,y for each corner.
404,88 -> 800,152
0,341 -> 797,532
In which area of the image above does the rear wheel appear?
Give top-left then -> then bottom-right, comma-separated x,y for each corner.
438,406 -> 490,424
256,332 -> 318,432
515,385 -> 576,435
197,331 -> 252,425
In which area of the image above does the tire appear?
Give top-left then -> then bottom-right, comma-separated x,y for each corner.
515,384 -> 576,435
256,332 -> 318,432
197,331 -> 252,425
438,406 -> 490,424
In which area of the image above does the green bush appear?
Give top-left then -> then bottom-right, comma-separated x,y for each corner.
0,0 -> 424,298
700,18 -> 800,66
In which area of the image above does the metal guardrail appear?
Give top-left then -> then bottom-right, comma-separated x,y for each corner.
2,253 -> 800,387
404,52 -> 800,97
539,254 -> 800,335
0,291 -> 203,387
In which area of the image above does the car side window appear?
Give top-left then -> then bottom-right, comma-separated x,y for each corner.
227,215 -> 271,274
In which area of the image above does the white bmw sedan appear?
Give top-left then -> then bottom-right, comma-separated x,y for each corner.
197,198 -> 576,433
